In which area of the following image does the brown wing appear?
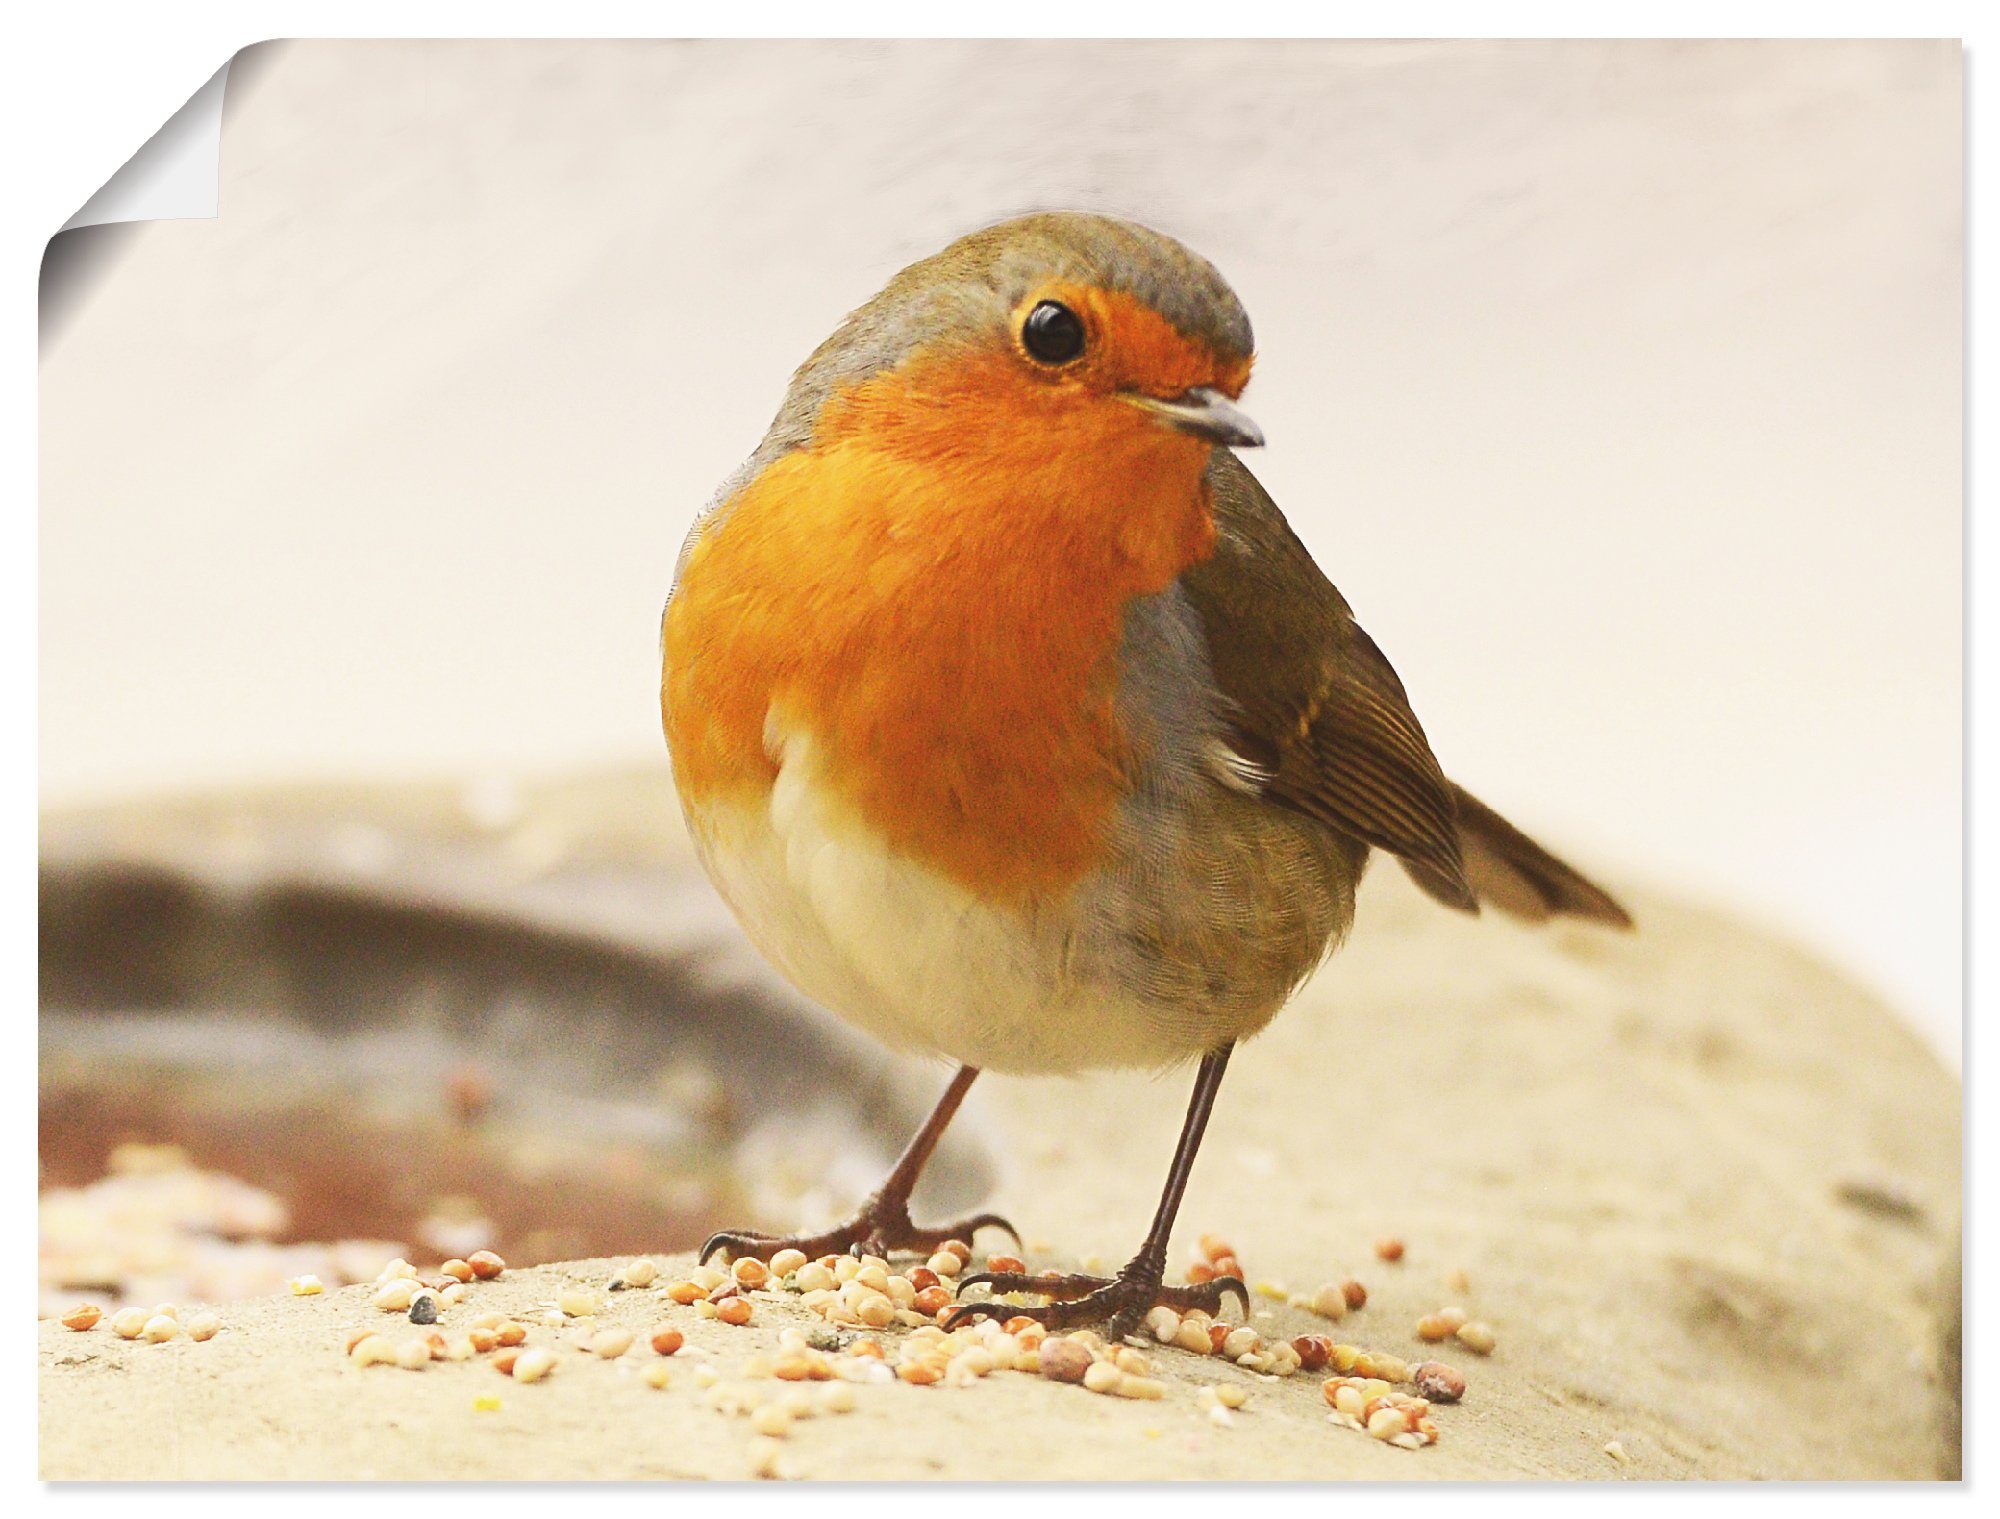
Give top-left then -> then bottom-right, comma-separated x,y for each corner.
1181,452 -> 1632,928
1182,452 -> 1476,912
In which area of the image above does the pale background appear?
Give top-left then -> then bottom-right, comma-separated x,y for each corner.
39,39 -> 1963,1061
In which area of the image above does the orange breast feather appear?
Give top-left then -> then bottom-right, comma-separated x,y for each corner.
662,351 -> 1220,902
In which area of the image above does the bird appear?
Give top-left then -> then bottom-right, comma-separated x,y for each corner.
660,210 -> 1630,1339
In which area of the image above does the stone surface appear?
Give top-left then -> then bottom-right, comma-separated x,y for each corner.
38,771 -> 1961,1479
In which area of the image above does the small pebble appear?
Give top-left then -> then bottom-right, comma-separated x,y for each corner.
408,1292 -> 439,1325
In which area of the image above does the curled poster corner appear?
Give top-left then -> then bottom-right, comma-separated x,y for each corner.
41,51 -> 242,355
62,57 -> 231,232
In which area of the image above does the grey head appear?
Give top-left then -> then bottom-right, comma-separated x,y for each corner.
751,211 -> 1255,465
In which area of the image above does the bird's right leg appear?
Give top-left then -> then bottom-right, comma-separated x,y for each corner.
698,1063 -> 1017,1264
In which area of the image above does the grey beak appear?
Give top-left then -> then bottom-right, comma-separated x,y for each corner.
1123,386 -> 1265,448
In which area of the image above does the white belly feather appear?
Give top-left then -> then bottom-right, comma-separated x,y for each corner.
685,723 -> 1202,1075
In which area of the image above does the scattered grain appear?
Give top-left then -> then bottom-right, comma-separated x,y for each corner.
1038,1337 -> 1093,1384
509,1346 -> 554,1382
1292,1335 -> 1334,1372
1308,1284 -> 1348,1321
1082,1359 -> 1124,1395
1455,1321 -> 1496,1355
1412,1361 -> 1466,1402
588,1329 -> 635,1358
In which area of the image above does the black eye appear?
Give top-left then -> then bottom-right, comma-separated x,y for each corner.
1021,300 -> 1086,365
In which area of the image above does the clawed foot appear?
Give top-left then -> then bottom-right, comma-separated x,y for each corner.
944,1264 -> 1247,1342
698,1197 -> 1018,1266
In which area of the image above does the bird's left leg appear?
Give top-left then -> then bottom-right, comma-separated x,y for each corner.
699,1064 -> 1016,1264
945,1042 -> 1246,1343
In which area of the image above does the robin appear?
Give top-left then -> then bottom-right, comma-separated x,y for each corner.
661,211 -> 1630,1337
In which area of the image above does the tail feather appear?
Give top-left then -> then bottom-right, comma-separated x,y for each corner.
1440,783 -> 1633,929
